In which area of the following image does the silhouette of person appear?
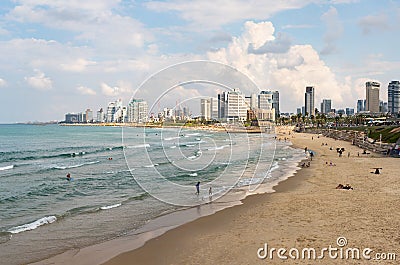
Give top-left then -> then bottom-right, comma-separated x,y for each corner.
195,182 -> 200,195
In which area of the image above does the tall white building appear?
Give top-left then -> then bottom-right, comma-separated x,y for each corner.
96,108 -> 105,122
200,98 -> 211,120
366,81 -> 380,113
210,98 -> 218,119
305,86 -> 315,117
258,91 -> 273,110
218,89 -> 247,122
106,102 -> 115,122
127,99 -> 148,123
388,81 -> 400,114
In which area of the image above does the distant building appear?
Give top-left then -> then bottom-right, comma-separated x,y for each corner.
379,101 -> 388,113
65,113 -> 79,123
106,102 -> 116,122
388,80 -> 400,114
200,98 -> 211,120
127,99 -> 148,123
85,109 -> 93,123
96,108 -> 105,123
366,81 -> 380,112
296,108 -> 302,115
305,86 -> 315,117
337,109 -> 345,116
218,89 -> 247,122
345,108 -> 354,116
320,99 -> 332,114
356,99 -> 365,113
210,98 -> 218,119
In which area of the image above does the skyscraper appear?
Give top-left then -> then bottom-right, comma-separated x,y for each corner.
258,91 -> 273,110
388,81 -> 400,114
127,99 -> 148,123
320,99 -> 331,114
356,99 -> 364,113
365,81 -> 380,113
200,98 -> 211,120
305,86 -> 315,117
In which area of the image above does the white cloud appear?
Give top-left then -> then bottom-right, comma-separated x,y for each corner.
101,81 -> 133,97
145,0 -> 317,30
25,69 -> 53,90
207,20 -> 353,111
0,78 -> 6,87
76,85 -> 96,96
358,14 -> 389,35
320,6 -> 343,55
61,58 -> 97,72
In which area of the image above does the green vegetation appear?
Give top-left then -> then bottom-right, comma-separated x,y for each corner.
336,126 -> 400,143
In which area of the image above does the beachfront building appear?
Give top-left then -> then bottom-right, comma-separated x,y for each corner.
366,81 -> 380,113
210,98 -> 218,119
305,86 -> 315,117
65,113 -> 79,123
200,98 -> 211,120
106,102 -> 115,122
218,89 -> 247,122
320,99 -> 332,114
85,109 -> 93,123
127,99 -> 148,123
96,108 -> 105,123
388,80 -> 400,115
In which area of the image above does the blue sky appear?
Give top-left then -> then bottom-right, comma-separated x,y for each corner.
0,0 -> 399,123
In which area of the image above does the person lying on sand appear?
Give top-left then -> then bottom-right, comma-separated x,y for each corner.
336,183 -> 353,190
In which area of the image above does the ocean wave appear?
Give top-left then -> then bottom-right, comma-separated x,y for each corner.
189,172 -> 198,176
1,146 -> 123,163
54,160 -> 100,170
8,216 -> 57,234
144,164 -> 158,168
207,145 -> 229,151
125,144 -> 150,149
187,156 -> 197,160
164,136 -> 180,141
100,203 -> 122,210
0,165 -> 14,171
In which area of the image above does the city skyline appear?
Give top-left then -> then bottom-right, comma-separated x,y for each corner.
1,1 -> 400,123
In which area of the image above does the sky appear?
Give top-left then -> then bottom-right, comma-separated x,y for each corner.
0,0 -> 399,123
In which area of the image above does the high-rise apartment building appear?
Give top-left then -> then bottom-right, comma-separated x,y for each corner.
305,86 -> 315,117
388,81 -> 400,114
365,81 -> 380,113
320,99 -> 331,114
210,98 -> 218,119
218,89 -> 247,122
127,99 -> 148,123
200,98 -> 211,120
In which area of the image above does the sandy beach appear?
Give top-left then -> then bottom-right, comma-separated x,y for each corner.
35,127 -> 400,264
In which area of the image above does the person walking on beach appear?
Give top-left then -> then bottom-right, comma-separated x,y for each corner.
195,182 -> 200,195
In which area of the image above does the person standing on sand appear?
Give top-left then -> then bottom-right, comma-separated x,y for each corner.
195,182 -> 200,195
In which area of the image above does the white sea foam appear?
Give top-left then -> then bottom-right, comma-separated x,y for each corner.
164,136 -> 180,141
187,156 -> 197,160
207,145 -> 228,151
189,173 -> 198,176
0,165 -> 14,171
54,161 -> 100,170
170,146 -> 177,149
100,203 -> 121,210
126,144 -> 150,148
144,164 -> 158,168
8,216 -> 57,234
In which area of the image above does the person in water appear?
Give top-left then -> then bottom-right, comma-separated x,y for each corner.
66,173 -> 71,181
195,182 -> 200,195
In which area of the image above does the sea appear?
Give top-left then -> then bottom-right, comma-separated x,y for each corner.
0,124 -> 305,264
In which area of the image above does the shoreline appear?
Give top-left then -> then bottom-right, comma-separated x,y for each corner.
101,129 -> 399,264
33,127 -> 399,265
31,129 -> 305,265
